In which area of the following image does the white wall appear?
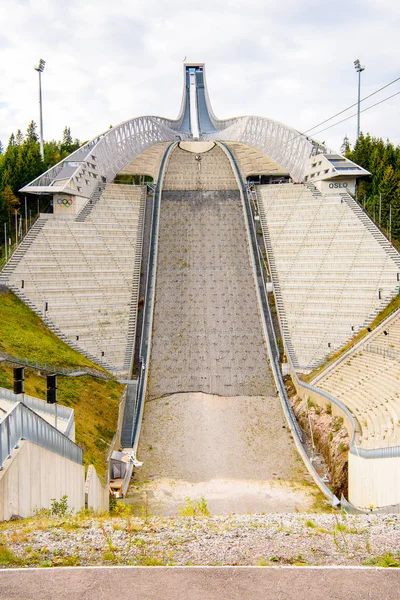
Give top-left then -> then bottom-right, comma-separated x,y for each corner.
293,371 -> 400,510
314,178 -> 356,195
53,194 -> 88,216
85,465 -> 109,512
348,452 -> 400,510
0,441 -> 85,521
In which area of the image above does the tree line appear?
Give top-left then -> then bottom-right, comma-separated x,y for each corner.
0,122 -> 81,259
1,123 -> 399,260
343,133 -> 400,244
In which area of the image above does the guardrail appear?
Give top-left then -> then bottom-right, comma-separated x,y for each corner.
0,353 -> 114,381
130,141 -> 178,455
310,307 -> 400,386
0,401 -> 82,468
220,143 -> 339,506
0,214 -> 40,272
366,342 -> 399,361
0,385 -> 73,425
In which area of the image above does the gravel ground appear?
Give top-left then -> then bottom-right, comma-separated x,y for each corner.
1,513 -> 400,568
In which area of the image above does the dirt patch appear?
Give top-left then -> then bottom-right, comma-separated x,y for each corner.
129,392 -> 320,514
290,392 -> 349,498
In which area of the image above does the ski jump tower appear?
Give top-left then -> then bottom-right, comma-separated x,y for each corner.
6,63 -> 400,513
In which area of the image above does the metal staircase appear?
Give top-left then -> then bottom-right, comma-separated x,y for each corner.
0,219 -> 47,285
75,182 -> 106,222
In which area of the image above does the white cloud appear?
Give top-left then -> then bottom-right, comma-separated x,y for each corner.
0,0 -> 399,154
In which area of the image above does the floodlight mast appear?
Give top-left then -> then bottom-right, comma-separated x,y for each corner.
354,59 -> 365,142
34,59 -> 46,161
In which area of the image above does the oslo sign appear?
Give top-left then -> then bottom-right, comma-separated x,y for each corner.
328,182 -> 348,189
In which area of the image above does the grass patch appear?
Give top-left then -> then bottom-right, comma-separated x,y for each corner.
305,519 -> 316,528
0,291 -> 104,371
363,553 -> 400,567
0,291 -> 124,479
178,497 -> 210,517
0,543 -> 21,566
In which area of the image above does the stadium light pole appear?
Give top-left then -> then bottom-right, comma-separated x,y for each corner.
354,59 -> 365,142
34,59 -> 46,161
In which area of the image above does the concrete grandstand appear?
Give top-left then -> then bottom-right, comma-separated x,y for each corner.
2,62 -> 400,513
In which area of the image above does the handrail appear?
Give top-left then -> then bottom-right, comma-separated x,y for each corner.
219,142 -> 339,506
131,141 -> 178,454
0,385 -> 73,431
256,185 -> 400,461
0,401 -> 82,468
0,213 -> 41,272
311,307 -> 400,386
0,353 -> 114,381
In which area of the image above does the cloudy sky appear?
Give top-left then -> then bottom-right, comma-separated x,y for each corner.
0,0 -> 399,153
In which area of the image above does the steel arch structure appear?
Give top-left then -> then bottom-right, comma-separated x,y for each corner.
21,62 -> 330,196
21,116 -> 183,198
204,115 -> 325,183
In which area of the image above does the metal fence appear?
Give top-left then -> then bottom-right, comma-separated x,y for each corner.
0,386 -> 72,421
366,343 -> 399,362
0,354 -> 113,381
220,142 -> 339,506
0,402 -> 82,468
130,142 -> 178,454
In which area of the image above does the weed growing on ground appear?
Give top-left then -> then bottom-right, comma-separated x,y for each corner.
0,543 -> 21,566
50,496 -> 70,517
363,553 -> 400,567
305,519 -> 316,528
178,497 -> 210,517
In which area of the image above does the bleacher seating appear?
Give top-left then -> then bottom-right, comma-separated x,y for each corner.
162,144 -> 237,190
3,184 -> 145,374
225,141 -> 287,179
119,142 -> 169,181
315,310 -> 400,449
258,183 -> 400,370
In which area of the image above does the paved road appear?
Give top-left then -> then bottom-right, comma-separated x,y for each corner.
0,566 -> 399,600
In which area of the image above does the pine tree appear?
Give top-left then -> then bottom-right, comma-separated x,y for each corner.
15,129 -> 24,145
340,136 -> 351,156
26,121 -> 38,143
379,165 -> 398,226
2,184 -> 20,216
391,183 -> 400,240
62,126 -> 73,147
60,126 -> 80,157
0,141 -> 4,154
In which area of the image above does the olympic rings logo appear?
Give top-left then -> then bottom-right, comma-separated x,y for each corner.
56,197 -> 73,208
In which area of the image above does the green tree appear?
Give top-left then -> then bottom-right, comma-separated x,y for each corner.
15,129 -> 24,146
341,135 -> 351,157
1,184 -> 20,217
60,126 -> 80,157
379,165 -> 398,226
26,121 -> 38,143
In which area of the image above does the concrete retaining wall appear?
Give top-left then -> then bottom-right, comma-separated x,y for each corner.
348,452 -> 400,510
85,465 -> 109,512
292,370 -> 400,510
0,440 -> 85,521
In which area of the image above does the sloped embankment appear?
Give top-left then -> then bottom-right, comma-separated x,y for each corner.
0,288 -> 123,478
